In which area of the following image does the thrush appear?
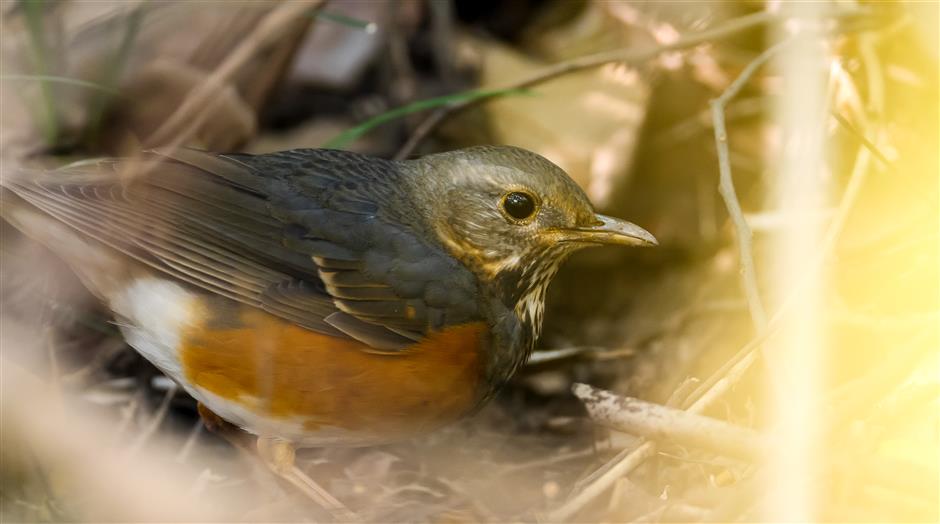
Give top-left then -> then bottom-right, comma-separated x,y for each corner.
2,145 -> 654,507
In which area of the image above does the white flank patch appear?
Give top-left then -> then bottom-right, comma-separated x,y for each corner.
110,278 -> 196,379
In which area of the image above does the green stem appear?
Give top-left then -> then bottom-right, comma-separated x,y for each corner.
1,74 -> 122,95
23,0 -> 59,145
86,4 -> 144,146
316,10 -> 376,32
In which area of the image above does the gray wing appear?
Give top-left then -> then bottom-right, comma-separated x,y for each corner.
5,148 -> 481,352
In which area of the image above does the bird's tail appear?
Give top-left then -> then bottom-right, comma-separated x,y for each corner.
1,169 -> 130,302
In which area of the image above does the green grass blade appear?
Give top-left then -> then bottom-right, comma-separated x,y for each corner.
22,0 -> 59,146
323,88 -> 531,150
86,4 -> 145,146
1,74 -> 123,95
317,10 -> 377,33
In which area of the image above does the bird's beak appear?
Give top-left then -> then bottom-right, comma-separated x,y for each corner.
557,214 -> 658,247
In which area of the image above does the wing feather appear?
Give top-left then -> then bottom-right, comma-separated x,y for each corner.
5,148 -> 483,353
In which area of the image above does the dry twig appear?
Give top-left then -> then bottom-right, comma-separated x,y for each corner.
573,383 -> 766,461
548,441 -> 658,521
144,1 -> 324,148
547,348 -> 762,521
710,40 -> 795,331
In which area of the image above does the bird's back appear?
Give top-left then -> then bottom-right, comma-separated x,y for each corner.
1,148 -> 508,444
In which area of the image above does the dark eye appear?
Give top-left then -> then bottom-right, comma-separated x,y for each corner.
502,191 -> 537,221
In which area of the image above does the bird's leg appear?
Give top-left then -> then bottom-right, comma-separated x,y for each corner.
196,403 -> 353,518
196,402 -> 255,451
256,436 -> 354,520
196,402 -> 290,502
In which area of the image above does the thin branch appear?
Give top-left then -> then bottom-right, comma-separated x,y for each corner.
548,441 -> 658,522
526,345 -> 635,366
144,1 -> 324,148
710,40 -> 795,332
695,30 -> 888,410
394,9 -> 778,159
687,348 -> 759,413
680,103 -> 880,412
112,1 -> 323,186
499,447 -> 606,476
573,384 -> 767,461
831,111 -> 892,167
526,346 -> 592,365
545,345 -> 759,522
680,30 -> 886,414
817,31 -> 883,260
394,107 -> 449,160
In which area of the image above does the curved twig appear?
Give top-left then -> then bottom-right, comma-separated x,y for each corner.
710,39 -> 796,332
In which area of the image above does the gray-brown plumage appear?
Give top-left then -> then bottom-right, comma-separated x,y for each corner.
2,145 -> 656,437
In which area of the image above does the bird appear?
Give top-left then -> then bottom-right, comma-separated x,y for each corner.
1,145 -> 655,509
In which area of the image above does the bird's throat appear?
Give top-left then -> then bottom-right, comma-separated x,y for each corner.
514,280 -> 549,346
504,251 -> 571,349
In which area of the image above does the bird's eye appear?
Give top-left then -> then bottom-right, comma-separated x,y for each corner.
501,191 -> 537,221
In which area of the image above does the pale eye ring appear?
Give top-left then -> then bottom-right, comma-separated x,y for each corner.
501,191 -> 537,221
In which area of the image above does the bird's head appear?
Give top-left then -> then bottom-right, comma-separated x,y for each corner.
409,146 -> 656,342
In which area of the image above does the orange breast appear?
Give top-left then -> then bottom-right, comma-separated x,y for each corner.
179,302 -> 487,438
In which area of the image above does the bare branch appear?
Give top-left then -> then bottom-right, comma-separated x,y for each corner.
682,30 -> 887,414
145,1 -> 324,149
573,383 -> 767,461
547,441 -> 658,522
710,39 -> 795,332
545,344 -> 761,522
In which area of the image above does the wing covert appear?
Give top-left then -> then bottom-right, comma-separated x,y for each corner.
6,148 -> 482,353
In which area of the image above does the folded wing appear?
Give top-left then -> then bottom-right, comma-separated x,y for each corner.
6,148 -> 481,352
